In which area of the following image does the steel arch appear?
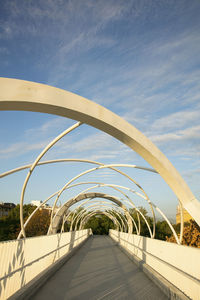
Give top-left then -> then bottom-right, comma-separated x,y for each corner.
0,78 -> 199,225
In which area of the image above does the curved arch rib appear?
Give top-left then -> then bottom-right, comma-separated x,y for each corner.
80,210 -> 119,231
69,200 -> 124,231
0,78 -> 199,225
18,122 -> 81,238
50,163 -> 156,237
75,203 -> 126,232
50,192 -> 133,235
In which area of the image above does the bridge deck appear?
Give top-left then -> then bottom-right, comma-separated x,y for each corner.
31,235 -> 168,300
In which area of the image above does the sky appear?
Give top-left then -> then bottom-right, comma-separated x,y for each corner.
0,0 -> 200,221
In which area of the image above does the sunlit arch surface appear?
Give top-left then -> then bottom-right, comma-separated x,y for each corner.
0,78 -> 199,225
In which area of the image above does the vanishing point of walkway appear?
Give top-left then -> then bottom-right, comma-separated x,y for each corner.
31,235 -> 168,300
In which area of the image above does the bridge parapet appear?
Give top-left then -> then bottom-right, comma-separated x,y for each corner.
110,229 -> 200,300
0,229 -> 92,300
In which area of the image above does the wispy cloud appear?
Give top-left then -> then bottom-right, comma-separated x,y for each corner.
150,105 -> 200,131
0,117 -> 74,159
0,0 -> 200,210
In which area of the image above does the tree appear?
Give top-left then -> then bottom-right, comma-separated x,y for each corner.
155,221 -> 172,240
25,209 -> 50,237
0,204 -> 50,241
129,206 -> 153,237
166,220 -> 200,247
84,214 -> 115,235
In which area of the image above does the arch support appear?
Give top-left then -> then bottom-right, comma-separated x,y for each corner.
0,78 -> 199,225
49,192 -> 132,234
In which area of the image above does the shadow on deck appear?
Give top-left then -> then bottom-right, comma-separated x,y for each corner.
30,235 -> 167,300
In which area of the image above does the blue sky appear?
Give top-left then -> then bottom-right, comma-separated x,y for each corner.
0,0 -> 200,220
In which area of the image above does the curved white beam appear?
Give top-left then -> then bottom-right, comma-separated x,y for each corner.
49,192 -> 132,234
14,159 -> 154,237
80,210 -> 119,231
66,183 -> 143,234
58,191 -> 139,235
0,159 -> 157,179
18,122 -> 81,238
69,200 -> 122,231
0,78 -> 199,225
18,180 -> 141,238
50,163 -> 155,236
79,205 -> 126,232
75,203 -> 125,232
80,209 -> 123,232
62,181 -> 141,234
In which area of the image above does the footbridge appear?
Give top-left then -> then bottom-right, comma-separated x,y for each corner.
0,78 -> 200,300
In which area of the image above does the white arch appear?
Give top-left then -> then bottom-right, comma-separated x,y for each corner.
0,78 -> 199,225
49,163 -> 155,236
19,122 -> 81,238
69,200 -> 126,231
1,157 -> 153,238
49,192 -> 133,234
65,183 -> 144,234
74,203 -> 126,232
17,179 -> 141,238
0,159 -> 156,179
80,210 -> 119,231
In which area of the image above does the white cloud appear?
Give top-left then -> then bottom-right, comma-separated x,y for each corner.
150,125 -> 200,144
0,117 -> 73,159
151,108 -> 200,132
24,117 -> 71,137
0,140 -> 48,158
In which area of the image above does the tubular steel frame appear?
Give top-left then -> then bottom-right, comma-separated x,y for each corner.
74,203 -> 127,232
0,78 -> 196,244
80,210 -> 120,231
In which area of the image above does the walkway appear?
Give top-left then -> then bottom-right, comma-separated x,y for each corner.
31,235 -> 168,300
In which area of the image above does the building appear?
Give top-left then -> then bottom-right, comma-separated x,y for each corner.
30,200 -> 60,214
176,204 -> 193,224
0,202 -> 16,218
31,200 -> 49,208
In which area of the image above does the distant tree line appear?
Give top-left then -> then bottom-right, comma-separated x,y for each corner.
0,204 -> 50,241
0,205 -> 199,248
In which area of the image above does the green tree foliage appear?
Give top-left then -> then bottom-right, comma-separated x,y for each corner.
129,207 -> 177,240
69,207 -> 85,231
84,214 -> 115,235
25,209 -> 50,237
155,221 -> 172,240
0,204 -> 51,241
0,204 -> 35,241
167,220 -> 200,247
129,207 -> 153,237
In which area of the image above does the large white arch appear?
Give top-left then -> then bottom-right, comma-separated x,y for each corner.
0,77 -> 199,225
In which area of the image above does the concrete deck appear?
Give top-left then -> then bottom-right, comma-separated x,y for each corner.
31,235 -> 168,300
